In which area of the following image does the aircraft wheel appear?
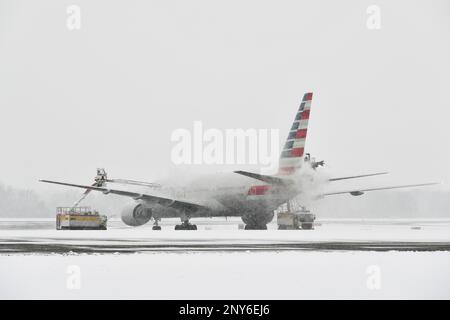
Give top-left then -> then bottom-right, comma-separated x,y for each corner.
245,224 -> 267,230
152,225 -> 161,231
301,223 -> 313,230
175,223 -> 197,230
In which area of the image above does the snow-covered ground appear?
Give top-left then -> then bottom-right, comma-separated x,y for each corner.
1,218 -> 450,245
1,218 -> 450,299
1,251 -> 450,299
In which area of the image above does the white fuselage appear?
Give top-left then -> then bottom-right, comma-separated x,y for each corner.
143,169 -> 323,221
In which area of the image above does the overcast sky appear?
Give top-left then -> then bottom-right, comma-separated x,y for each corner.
0,0 -> 449,192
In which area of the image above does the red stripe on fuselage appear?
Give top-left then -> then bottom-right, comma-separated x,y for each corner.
248,185 -> 271,195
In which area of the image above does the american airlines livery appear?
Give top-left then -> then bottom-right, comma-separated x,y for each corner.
41,93 -> 437,230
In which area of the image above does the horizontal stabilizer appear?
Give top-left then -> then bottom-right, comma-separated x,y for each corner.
233,171 -> 292,185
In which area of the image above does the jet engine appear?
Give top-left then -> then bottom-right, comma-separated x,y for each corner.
121,202 -> 152,226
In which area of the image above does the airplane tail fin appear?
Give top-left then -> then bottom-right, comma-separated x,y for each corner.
278,92 -> 313,175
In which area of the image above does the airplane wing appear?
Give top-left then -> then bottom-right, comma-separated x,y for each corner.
235,170 -> 390,185
329,172 -> 388,182
39,179 -> 203,213
235,170 -> 389,184
322,182 -> 439,197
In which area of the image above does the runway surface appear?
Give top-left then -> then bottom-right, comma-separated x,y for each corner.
2,239 -> 450,253
1,218 -> 450,254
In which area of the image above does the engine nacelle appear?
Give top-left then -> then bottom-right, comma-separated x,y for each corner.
121,202 -> 152,226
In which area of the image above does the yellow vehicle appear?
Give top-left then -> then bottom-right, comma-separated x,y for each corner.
56,207 -> 107,230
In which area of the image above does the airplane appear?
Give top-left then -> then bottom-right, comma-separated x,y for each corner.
40,92 -> 438,230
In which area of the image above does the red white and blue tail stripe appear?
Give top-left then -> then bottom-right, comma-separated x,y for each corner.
278,92 -> 313,175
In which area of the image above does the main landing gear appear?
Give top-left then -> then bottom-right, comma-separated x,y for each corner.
244,224 -> 268,230
152,218 -> 161,230
174,220 -> 197,230
241,212 -> 273,230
